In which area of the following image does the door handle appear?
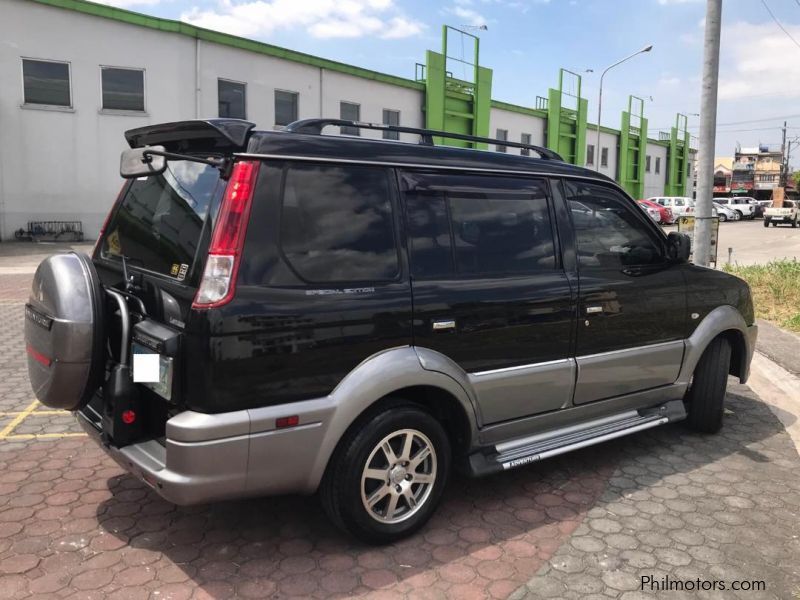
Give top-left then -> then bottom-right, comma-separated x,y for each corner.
585,305 -> 604,315
432,319 -> 456,331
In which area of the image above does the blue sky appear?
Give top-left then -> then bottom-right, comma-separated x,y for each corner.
102,0 -> 800,164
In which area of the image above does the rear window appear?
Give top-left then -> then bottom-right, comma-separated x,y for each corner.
100,161 -> 225,282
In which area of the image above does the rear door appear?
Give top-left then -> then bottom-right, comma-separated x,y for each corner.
402,171 -> 576,425
563,179 -> 687,404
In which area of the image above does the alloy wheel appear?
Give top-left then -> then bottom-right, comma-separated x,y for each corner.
360,428 -> 437,524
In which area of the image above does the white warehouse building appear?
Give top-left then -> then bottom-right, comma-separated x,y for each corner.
0,0 -> 695,241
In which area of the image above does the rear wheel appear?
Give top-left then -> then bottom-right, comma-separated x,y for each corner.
763,219 -> 769,228
320,403 -> 451,544
685,337 -> 731,433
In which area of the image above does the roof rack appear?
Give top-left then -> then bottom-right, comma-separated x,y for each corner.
283,119 -> 564,161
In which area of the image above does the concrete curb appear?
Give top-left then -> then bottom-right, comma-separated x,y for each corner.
755,318 -> 800,377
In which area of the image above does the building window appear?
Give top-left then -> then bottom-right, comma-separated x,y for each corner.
645,155 -> 651,173
218,79 -> 246,119
382,109 -> 400,140
496,129 -> 508,153
22,58 -> 71,107
340,102 -> 360,135
586,144 -> 595,166
520,133 -> 532,156
655,157 -> 661,174
101,67 -> 144,112
274,90 -> 298,127
600,147 -> 609,168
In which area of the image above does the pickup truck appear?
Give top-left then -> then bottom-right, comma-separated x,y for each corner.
763,200 -> 799,228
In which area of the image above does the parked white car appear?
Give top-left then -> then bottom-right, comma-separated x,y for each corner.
713,202 -> 740,222
715,196 -> 757,220
647,196 -> 695,218
637,201 -> 661,223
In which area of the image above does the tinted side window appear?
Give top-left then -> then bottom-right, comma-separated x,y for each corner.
280,164 -> 399,283
450,192 -> 554,274
566,181 -> 664,269
405,176 -> 556,278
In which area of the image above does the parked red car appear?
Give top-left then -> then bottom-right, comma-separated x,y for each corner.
638,199 -> 674,224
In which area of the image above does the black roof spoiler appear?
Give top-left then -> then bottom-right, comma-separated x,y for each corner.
125,119 -> 256,152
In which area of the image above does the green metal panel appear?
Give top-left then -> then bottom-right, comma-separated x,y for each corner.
618,96 -> 648,198
545,70 -> 587,165
423,26 -> 491,149
665,114 -> 690,196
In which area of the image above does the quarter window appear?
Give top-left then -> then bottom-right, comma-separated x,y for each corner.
566,181 -> 664,269
218,79 -> 246,119
382,109 -> 400,140
280,164 -> 398,282
274,90 -> 298,126
340,102 -> 360,135
22,58 -> 71,107
101,67 -> 144,111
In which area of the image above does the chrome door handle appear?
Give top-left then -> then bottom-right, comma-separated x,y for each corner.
432,319 -> 456,331
585,305 -> 604,315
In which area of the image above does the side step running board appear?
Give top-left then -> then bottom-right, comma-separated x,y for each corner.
465,401 -> 685,477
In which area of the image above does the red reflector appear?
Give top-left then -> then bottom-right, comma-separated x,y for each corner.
276,415 -> 299,428
26,344 -> 51,367
122,410 -> 136,425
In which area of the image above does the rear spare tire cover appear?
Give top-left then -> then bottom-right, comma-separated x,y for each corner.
25,252 -> 105,410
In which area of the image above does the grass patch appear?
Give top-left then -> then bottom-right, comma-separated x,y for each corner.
723,259 -> 800,332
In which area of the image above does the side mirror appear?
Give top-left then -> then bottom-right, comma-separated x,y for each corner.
120,145 -> 167,179
667,231 -> 691,262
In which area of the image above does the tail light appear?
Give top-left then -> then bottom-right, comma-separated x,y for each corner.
193,161 -> 260,309
686,207 -> 694,213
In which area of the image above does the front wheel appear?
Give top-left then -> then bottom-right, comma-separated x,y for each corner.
320,403 -> 451,544
792,217 -> 798,229
718,213 -> 727,222
764,219 -> 769,228
734,209 -> 743,219
685,337 -> 731,433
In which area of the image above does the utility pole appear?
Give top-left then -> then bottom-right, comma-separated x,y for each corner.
781,121 -> 788,187
693,0 -> 722,268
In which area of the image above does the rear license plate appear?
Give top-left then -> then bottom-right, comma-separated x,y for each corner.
132,343 -> 173,401
25,304 -> 53,330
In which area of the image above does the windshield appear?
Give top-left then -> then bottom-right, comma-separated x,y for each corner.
100,161 -> 225,282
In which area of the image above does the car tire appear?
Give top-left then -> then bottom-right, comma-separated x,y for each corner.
764,219 -> 769,228
320,402 -> 451,544
718,213 -> 727,222
792,217 -> 798,229
685,336 -> 731,434
734,209 -> 743,219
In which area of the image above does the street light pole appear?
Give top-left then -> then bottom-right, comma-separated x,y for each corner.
595,45 -> 653,171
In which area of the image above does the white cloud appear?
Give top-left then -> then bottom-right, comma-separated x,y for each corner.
718,21 -> 800,101
450,6 -> 488,26
181,0 -> 424,40
658,75 -> 681,86
657,0 -> 701,4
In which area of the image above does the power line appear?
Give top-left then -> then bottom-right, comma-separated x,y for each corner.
761,0 -> 800,51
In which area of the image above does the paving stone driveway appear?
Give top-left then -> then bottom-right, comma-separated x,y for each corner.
1,248 -> 799,599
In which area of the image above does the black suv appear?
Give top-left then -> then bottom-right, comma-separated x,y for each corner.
24,119 -> 757,544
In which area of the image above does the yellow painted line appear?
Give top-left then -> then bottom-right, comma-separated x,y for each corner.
4,433 -> 88,440
0,400 -> 39,439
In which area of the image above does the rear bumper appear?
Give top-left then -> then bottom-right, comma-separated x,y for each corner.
77,397 -> 333,505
